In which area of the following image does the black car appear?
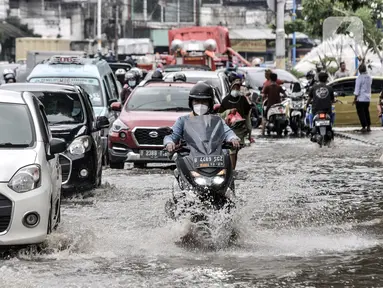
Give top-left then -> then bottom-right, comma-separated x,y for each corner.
0,83 -> 110,192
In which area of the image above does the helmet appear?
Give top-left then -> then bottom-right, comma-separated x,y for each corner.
228,71 -> 244,83
115,68 -> 126,76
252,58 -> 261,66
306,70 -> 315,79
3,69 -> 15,83
124,72 -> 136,81
173,72 -> 186,82
130,67 -> 143,79
188,81 -> 215,111
152,70 -> 163,80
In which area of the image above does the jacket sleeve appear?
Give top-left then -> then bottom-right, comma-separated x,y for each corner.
222,119 -> 240,141
163,117 -> 184,146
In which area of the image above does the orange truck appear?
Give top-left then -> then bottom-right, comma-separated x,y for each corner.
167,26 -> 251,70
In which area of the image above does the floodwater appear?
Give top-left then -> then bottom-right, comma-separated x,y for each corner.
1,135 -> 383,287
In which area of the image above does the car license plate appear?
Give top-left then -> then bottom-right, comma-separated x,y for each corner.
139,150 -> 168,159
316,120 -> 330,126
193,155 -> 225,168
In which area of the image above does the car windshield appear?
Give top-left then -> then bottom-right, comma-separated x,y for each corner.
126,86 -> 191,112
33,92 -> 85,125
244,70 -> 299,89
29,77 -> 103,107
0,103 -> 34,147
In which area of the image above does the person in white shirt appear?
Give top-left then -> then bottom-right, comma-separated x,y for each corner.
353,64 -> 372,132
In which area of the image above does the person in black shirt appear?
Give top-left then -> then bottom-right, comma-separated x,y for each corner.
306,72 -> 335,134
219,79 -> 252,170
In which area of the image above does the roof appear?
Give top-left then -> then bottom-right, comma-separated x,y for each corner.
0,22 -> 29,39
329,75 -> 383,85
229,28 -> 309,40
164,70 -> 219,79
28,63 -> 103,79
0,90 -> 25,104
0,83 -> 79,93
143,82 -> 195,88
163,64 -> 212,72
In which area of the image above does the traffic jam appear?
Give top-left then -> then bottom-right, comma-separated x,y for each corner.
0,25 -> 379,273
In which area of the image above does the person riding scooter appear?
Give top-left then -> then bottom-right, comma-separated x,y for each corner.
262,73 -> 286,135
164,81 -> 240,153
120,72 -> 137,104
3,69 -> 16,84
306,72 -> 335,138
173,72 -> 187,82
115,68 -> 126,86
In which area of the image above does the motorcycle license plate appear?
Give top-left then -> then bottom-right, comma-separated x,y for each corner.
315,120 -> 330,126
275,115 -> 284,119
193,155 -> 225,168
139,150 -> 168,159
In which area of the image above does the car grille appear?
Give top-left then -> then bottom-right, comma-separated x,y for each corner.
133,128 -> 167,146
0,194 -> 12,233
59,154 -> 71,184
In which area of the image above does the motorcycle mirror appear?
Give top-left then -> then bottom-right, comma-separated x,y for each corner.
158,126 -> 173,135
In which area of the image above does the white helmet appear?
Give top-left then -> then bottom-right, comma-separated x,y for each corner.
115,68 -> 126,76
252,58 -> 261,66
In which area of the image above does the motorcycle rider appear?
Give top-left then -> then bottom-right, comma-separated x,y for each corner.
3,69 -> 16,83
314,63 -> 324,82
173,72 -> 187,82
151,70 -> 164,81
262,73 -> 287,135
115,68 -> 126,86
164,81 -> 240,153
120,71 -> 137,104
219,78 -> 252,169
262,69 -> 293,93
306,72 -> 335,137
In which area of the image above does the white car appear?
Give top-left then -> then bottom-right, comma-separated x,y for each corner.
0,90 -> 66,245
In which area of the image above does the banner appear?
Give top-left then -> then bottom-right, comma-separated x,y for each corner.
230,39 -> 267,52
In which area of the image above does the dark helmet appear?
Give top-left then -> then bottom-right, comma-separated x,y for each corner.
228,71 -> 244,83
129,69 -> 141,81
173,72 -> 186,82
152,70 -> 163,80
306,70 -> 315,79
188,81 -> 215,111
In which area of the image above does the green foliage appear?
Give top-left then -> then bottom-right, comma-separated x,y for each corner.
270,19 -> 306,35
290,68 -> 305,78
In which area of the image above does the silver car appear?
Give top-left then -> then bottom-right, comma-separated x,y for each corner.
0,90 -> 66,245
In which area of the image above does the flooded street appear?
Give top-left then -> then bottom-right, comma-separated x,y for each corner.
1,134 -> 383,287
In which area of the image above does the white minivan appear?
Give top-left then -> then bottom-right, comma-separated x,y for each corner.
0,90 -> 66,245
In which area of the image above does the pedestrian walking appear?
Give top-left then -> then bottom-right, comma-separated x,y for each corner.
353,64 -> 372,132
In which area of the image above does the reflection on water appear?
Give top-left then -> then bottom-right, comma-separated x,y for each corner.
1,136 -> 383,287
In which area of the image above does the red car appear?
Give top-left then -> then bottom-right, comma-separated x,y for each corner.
108,81 -> 220,169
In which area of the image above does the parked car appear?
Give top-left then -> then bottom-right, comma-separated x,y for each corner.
26,55 -> 120,165
0,83 -> 110,192
108,81 -> 221,169
163,70 -> 230,101
0,89 -> 66,245
328,76 -> 383,126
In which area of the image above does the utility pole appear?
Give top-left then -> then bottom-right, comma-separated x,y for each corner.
292,0 -> 296,67
115,2 -> 119,58
275,0 -> 286,69
195,0 -> 200,26
97,0 -> 102,51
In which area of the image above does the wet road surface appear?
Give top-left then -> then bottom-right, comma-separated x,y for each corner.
1,133 -> 383,287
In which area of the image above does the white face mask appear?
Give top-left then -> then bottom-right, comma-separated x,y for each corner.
231,90 -> 239,97
193,104 -> 209,115
128,80 -> 136,86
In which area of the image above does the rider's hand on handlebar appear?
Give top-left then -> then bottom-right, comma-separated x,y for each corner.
166,142 -> 175,152
231,139 -> 241,149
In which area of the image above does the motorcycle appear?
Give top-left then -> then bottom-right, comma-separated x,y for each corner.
264,91 -> 289,136
311,111 -> 333,147
161,115 -> 242,249
288,91 -> 306,136
249,88 -> 263,128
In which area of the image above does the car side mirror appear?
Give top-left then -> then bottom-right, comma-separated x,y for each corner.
49,138 -> 67,159
111,102 -> 121,111
158,126 -> 173,135
108,99 -> 118,106
96,116 -> 110,130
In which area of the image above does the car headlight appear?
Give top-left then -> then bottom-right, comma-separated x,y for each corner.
111,119 -> 129,133
68,136 -> 91,155
8,165 -> 41,193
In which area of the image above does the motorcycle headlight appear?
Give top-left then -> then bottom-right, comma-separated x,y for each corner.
195,177 -> 208,186
111,119 -> 129,133
8,165 -> 41,193
68,136 -> 91,155
212,176 -> 225,185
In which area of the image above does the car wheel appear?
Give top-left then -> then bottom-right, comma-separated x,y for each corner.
110,161 -> 125,169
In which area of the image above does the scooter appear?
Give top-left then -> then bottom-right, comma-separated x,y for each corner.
289,91 -> 306,136
311,111 -> 333,147
264,100 -> 289,136
249,88 -> 263,128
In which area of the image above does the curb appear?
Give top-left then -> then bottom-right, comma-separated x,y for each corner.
334,131 -> 383,147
